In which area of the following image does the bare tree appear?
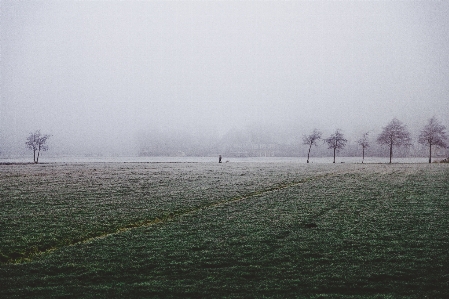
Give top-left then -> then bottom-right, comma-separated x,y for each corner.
376,118 -> 411,164
26,130 -> 50,163
357,132 -> 370,163
324,129 -> 347,163
418,116 -> 448,163
302,129 -> 322,163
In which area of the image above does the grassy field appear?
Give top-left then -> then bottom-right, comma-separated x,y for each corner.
1,162 -> 448,298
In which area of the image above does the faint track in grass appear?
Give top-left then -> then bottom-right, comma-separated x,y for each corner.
5,166 -> 371,265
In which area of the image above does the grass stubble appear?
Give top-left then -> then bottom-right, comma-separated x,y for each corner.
0,162 -> 448,298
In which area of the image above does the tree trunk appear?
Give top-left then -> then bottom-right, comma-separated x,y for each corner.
33,149 -> 36,163
333,147 -> 336,163
362,147 -> 365,163
307,144 -> 312,163
389,143 -> 393,164
36,150 -> 40,164
429,143 -> 432,164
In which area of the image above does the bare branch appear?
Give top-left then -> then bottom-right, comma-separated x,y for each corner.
324,129 -> 348,151
357,132 -> 370,149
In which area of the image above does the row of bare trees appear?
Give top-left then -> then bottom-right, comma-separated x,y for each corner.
303,117 -> 448,164
22,117 -> 447,164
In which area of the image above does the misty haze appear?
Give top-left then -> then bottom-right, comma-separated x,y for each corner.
2,2 -> 449,297
1,1 -> 448,161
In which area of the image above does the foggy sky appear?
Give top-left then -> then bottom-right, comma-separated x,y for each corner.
1,1 -> 449,155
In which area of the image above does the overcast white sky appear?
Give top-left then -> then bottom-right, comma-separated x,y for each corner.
1,0 -> 449,154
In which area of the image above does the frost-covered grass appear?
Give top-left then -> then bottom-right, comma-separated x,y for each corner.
0,162 -> 334,263
1,162 -> 448,298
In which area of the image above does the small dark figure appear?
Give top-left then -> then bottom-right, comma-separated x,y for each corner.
219,155 -> 222,163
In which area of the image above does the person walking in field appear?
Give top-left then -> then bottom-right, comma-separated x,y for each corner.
219,155 -> 222,163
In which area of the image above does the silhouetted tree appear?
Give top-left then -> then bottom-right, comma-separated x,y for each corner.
357,132 -> 370,163
324,129 -> 347,163
302,129 -> 322,163
376,118 -> 411,163
26,130 -> 50,163
418,116 -> 448,163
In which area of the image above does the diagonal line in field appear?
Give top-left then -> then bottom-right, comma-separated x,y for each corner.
5,168 -> 366,265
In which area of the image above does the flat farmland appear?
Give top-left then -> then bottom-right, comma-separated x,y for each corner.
1,162 -> 448,298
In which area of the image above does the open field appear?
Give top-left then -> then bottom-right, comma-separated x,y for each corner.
1,162 -> 449,298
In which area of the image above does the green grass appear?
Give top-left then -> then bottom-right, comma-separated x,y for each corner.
1,162 -> 448,298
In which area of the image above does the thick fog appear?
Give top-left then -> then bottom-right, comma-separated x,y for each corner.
1,1 -> 448,157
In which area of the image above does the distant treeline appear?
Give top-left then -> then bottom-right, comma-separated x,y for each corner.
138,118 -> 448,159
1,118 -> 447,161
138,133 -> 436,158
